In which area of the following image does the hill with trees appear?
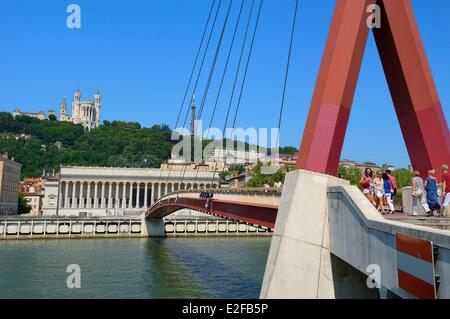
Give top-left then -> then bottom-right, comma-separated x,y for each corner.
0,112 -> 174,178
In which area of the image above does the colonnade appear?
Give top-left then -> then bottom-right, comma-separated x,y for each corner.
59,180 -> 216,210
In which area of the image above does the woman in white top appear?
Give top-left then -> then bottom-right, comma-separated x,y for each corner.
373,170 -> 385,213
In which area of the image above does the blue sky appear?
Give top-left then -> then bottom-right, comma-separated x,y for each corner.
0,0 -> 448,168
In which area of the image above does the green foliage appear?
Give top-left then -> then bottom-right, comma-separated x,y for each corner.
219,171 -> 230,181
0,112 -> 173,178
337,165 -> 362,186
17,194 -> 31,215
228,164 -> 245,175
392,168 -> 414,189
48,114 -> 57,121
219,164 -> 245,181
246,161 -> 291,187
279,146 -> 298,155
337,165 -> 413,189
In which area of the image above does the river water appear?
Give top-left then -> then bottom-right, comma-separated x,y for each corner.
0,237 -> 271,299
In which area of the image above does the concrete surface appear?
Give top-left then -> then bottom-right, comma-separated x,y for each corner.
260,169 -> 367,298
261,169 -> 450,299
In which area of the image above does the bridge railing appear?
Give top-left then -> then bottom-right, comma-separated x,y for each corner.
153,187 -> 282,206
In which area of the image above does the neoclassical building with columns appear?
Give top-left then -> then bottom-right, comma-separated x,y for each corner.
42,166 -> 219,217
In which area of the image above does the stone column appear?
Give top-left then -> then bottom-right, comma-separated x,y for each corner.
154,183 -> 159,204
64,182 -> 69,208
150,183 -> 154,205
101,182 -> 106,208
128,183 -> 133,209
79,182 -> 84,209
115,183 -> 120,209
108,182 -> 113,209
58,182 -> 64,209
86,183 -> 91,208
122,183 -> 127,209
71,181 -> 76,209
136,183 -> 141,209
94,182 -> 98,209
144,183 -> 148,209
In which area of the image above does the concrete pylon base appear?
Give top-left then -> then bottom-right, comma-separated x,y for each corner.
260,169 -> 378,299
145,218 -> 166,238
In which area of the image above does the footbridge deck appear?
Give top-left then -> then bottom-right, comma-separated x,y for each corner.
145,188 -> 281,229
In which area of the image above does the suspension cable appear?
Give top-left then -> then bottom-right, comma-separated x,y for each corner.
169,0 -> 234,195
222,0 -> 256,136
161,0 -> 224,195
154,0 -> 218,192
185,0 -> 246,190
210,0 -> 264,189
196,0 -> 235,122
180,0 -> 225,137
176,0 -> 235,193
173,0 -> 217,130
230,0 -> 264,134
206,0 -> 245,138
275,0 -> 298,151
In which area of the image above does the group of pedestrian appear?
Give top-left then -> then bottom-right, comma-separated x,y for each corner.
359,164 -> 450,217
360,168 -> 397,214
412,165 -> 450,217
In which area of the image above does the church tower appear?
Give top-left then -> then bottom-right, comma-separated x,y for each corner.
72,90 -> 81,122
59,97 -> 67,121
93,89 -> 101,128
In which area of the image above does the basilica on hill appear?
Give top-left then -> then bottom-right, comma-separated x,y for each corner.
59,90 -> 101,132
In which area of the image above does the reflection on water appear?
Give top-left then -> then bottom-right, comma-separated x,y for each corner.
0,237 -> 271,299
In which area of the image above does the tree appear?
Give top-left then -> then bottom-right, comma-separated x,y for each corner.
227,164 -> 245,175
393,168 -> 414,189
279,146 -> 298,155
219,171 -> 230,181
17,194 -> 31,215
337,165 -> 362,186
246,161 -> 291,187
48,114 -> 57,121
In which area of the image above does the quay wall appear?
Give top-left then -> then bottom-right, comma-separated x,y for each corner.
0,216 -> 271,240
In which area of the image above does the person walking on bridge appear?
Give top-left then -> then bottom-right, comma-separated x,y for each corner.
424,169 -> 441,217
382,173 -> 395,214
441,164 -> 450,216
360,168 -> 375,206
412,171 -> 431,216
373,171 -> 385,213
386,170 -> 398,197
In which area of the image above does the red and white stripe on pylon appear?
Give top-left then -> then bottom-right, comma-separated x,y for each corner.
396,233 -> 436,299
